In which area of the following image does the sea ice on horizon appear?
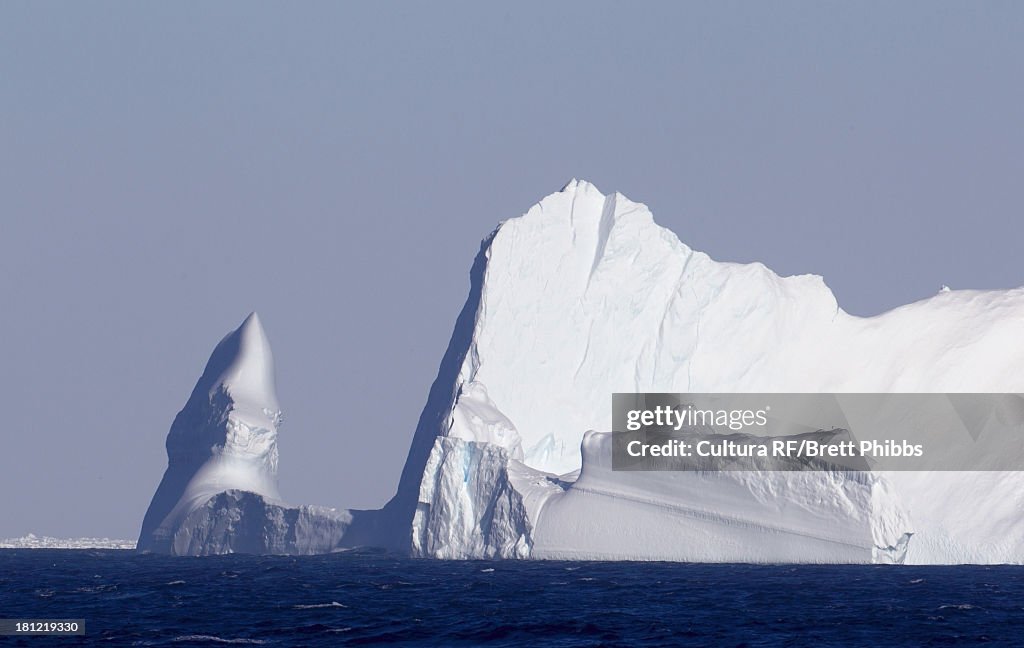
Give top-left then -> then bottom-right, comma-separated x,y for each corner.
1,533 -> 136,550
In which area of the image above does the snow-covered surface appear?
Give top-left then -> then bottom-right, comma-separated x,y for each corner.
441,180 -> 1024,471
1,533 -> 136,550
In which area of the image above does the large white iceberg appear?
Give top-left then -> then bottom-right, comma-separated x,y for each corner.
140,181 -> 1024,562
403,180 -> 1024,564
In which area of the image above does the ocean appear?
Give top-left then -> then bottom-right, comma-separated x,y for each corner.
1,549 -> 1021,646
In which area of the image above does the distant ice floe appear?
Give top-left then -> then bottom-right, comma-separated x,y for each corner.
1,533 -> 135,549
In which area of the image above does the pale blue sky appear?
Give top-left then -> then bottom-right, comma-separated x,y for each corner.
2,1 -> 1022,538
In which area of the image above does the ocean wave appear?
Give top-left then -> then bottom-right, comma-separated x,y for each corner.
292,601 -> 347,609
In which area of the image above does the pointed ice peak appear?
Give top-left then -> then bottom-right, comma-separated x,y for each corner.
512,179 -> 656,249
194,311 -> 278,413
559,178 -> 603,195
547,179 -> 650,220
240,310 -> 264,335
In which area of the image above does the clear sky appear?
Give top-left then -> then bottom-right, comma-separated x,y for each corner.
2,1 -> 1022,539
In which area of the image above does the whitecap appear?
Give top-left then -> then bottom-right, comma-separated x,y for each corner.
292,601 -> 347,609
172,635 -> 267,644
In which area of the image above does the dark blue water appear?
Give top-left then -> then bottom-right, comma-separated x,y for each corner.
2,550 -> 1022,646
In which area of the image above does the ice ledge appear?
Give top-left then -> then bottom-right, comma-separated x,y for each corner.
409,431 -> 912,564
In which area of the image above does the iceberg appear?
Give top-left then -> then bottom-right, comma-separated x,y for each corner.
140,180 -> 1024,563
137,313 -> 351,555
402,180 -> 1024,564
